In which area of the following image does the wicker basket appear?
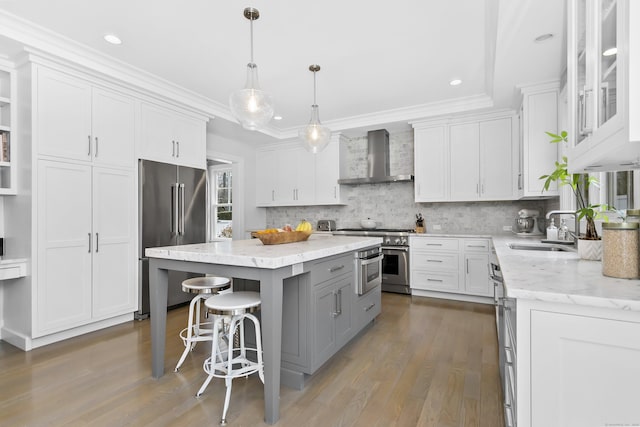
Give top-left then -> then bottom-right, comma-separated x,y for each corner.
252,231 -> 313,245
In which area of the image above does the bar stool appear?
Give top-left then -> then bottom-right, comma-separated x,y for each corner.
174,276 -> 231,372
196,291 -> 264,426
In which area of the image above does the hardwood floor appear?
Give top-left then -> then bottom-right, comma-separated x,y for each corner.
0,294 -> 504,426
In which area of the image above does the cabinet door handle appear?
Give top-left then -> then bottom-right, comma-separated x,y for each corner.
466,259 -> 469,274
334,186 -> 337,199
172,140 -> 176,157
332,291 -> 339,318
95,233 -> 99,253
365,302 -> 376,312
87,135 -> 92,156
95,136 -> 99,157
337,289 -> 342,315
329,265 -> 345,273
88,232 -> 92,253
481,183 -> 485,194
176,141 -> 180,157
476,183 -> 479,195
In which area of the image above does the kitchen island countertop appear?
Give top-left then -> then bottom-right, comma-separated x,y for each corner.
146,234 -> 383,269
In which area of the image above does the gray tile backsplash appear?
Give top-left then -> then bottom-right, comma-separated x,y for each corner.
266,130 -> 556,235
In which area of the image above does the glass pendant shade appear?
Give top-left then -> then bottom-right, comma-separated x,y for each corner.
299,64 -> 331,154
299,105 -> 331,153
229,63 -> 274,130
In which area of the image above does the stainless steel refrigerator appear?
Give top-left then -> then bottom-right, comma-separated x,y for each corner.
137,159 -> 207,318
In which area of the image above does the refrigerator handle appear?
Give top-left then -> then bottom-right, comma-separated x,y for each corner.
171,183 -> 179,236
179,183 -> 185,235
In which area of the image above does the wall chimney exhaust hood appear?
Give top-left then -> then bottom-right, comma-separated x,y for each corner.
338,129 -> 414,185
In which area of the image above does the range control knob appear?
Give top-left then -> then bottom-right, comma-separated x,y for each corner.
385,238 -> 391,245
400,237 -> 407,245
394,238 -> 401,245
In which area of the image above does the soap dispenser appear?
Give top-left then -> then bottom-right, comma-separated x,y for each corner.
558,219 -> 568,241
546,218 -> 558,241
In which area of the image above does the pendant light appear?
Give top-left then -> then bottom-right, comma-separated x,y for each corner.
299,65 -> 331,154
229,7 -> 274,131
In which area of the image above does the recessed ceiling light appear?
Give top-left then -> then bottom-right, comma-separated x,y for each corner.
603,47 -> 617,56
449,79 -> 462,86
273,115 -> 283,121
534,33 -> 554,43
104,34 -> 122,45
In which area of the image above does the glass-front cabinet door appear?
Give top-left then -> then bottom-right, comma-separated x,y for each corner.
568,0 -> 639,172
597,0 -> 617,128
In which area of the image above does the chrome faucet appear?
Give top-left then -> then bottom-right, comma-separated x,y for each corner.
545,210 -> 579,244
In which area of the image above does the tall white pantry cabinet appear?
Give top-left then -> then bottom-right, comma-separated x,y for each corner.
2,58 -> 137,349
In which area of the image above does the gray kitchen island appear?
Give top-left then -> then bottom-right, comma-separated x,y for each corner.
145,234 -> 382,424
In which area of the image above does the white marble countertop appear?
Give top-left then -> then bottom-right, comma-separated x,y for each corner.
492,235 -> 640,312
146,235 -> 383,269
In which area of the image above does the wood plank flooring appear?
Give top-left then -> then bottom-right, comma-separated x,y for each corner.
0,294 -> 504,426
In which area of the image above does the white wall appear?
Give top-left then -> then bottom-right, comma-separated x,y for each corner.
206,132 -> 265,239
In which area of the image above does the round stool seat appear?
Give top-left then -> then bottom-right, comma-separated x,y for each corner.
182,276 -> 231,294
204,291 -> 261,316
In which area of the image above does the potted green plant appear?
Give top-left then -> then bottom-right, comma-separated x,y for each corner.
539,131 -> 611,260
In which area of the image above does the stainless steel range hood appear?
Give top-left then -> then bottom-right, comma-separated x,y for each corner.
338,129 -> 414,185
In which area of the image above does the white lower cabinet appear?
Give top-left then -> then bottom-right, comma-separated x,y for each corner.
507,299 -> 640,427
528,309 -> 640,427
36,160 -> 135,336
410,236 -> 492,300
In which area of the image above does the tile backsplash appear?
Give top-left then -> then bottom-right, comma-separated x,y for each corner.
266,130 -> 557,235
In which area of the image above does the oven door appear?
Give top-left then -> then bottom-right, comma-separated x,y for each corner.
381,246 -> 409,286
356,253 -> 383,295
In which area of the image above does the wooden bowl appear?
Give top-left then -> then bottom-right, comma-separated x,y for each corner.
252,230 -> 313,245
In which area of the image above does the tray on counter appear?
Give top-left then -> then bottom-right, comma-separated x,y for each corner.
251,230 -> 313,245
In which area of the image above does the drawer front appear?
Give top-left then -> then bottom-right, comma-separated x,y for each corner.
410,237 -> 459,251
309,252 -> 354,286
412,251 -> 459,271
463,238 -> 490,252
355,287 -> 381,329
411,270 -> 460,292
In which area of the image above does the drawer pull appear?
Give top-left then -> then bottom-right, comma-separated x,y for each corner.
427,278 -> 443,282
329,265 -> 345,273
467,244 -> 486,248
426,259 -> 443,263
426,243 -> 443,246
364,302 -> 376,312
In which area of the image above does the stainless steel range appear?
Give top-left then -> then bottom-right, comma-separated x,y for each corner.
332,228 -> 412,294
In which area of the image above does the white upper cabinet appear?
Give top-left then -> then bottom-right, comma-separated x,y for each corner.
315,136 -> 345,205
414,125 -> 448,202
480,118 -> 515,200
413,113 -> 516,203
35,66 -> 135,168
0,65 -> 16,195
567,0 -> 640,172
140,101 -> 207,169
518,83 -> 559,198
255,135 -> 345,207
450,122 -> 481,200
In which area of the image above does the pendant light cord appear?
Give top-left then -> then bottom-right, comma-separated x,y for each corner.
249,17 -> 254,64
313,70 -> 317,105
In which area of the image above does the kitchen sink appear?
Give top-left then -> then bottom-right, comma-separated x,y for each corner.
508,243 -> 576,252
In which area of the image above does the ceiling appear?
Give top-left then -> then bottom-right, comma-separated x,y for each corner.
0,0 -> 565,143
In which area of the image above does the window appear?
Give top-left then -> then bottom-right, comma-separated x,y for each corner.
209,165 -> 232,239
605,170 -> 636,210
